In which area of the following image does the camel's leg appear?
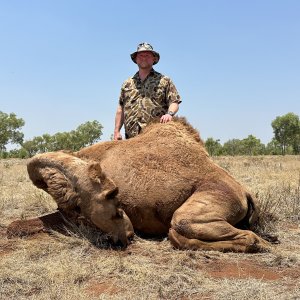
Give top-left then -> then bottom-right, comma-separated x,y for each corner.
169,191 -> 271,253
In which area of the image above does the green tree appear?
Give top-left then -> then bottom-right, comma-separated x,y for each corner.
222,139 -> 242,156
205,138 -> 222,156
22,134 -> 52,157
52,132 -> 73,151
265,138 -> 282,155
71,120 -> 103,150
271,112 -> 300,155
240,135 -> 265,155
292,134 -> 300,154
22,140 -> 39,158
20,120 -> 103,156
7,148 -> 29,159
0,111 -> 25,152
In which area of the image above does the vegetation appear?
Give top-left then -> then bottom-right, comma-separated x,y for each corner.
0,111 -> 299,158
1,156 -> 299,299
271,112 -> 300,155
21,121 -> 103,158
0,111 -> 24,152
0,111 -> 103,158
204,113 -> 300,156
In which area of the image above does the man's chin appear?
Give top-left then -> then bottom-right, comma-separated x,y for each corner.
138,63 -> 152,69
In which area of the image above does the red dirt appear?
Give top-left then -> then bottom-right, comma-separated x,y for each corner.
0,240 -> 17,257
6,211 -> 70,238
0,225 -> 16,257
200,257 -> 300,282
204,259 -> 281,280
86,280 -> 120,297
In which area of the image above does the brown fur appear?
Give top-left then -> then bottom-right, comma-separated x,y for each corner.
28,118 -> 270,252
27,152 -> 134,245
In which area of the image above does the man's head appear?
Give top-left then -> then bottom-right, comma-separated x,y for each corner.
131,42 -> 160,65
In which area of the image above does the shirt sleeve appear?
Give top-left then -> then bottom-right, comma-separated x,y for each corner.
166,78 -> 182,106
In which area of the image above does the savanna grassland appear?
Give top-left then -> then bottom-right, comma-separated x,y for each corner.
0,156 -> 299,300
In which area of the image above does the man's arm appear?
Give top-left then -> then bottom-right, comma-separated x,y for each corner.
160,102 -> 179,123
168,102 -> 179,115
114,104 -> 124,140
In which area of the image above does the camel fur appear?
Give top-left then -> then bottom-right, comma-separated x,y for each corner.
27,117 -> 270,252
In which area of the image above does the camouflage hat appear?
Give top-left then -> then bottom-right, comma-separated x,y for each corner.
130,42 -> 160,65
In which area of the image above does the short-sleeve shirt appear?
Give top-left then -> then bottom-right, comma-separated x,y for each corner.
119,69 -> 181,138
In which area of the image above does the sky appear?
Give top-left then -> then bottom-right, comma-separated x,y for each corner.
1,0 -> 299,146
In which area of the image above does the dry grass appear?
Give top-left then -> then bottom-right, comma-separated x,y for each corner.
0,156 -> 300,299
214,156 -> 300,234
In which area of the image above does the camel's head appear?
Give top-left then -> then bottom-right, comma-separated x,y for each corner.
27,152 -> 134,246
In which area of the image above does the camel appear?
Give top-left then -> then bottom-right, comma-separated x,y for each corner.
25,118 -> 270,252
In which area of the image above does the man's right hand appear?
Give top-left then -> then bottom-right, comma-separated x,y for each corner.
114,132 -> 123,140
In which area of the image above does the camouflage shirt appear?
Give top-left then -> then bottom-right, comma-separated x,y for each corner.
119,69 -> 181,138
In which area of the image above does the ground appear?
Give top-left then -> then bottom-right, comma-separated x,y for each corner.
0,156 -> 299,299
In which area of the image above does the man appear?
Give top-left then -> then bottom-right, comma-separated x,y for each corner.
114,42 -> 182,140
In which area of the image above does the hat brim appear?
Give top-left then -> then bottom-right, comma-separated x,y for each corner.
130,50 -> 160,65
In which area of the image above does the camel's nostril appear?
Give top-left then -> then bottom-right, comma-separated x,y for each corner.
127,231 -> 134,241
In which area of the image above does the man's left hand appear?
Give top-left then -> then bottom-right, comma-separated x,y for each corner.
160,114 -> 173,123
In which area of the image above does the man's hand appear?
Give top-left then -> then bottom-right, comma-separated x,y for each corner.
114,132 -> 123,140
160,114 -> 173,123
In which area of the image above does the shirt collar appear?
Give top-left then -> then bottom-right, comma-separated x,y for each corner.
133,68 -> 156,81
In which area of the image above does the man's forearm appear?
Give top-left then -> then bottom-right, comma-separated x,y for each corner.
113,105 -> 124,140
114,105 -> 124,133
168,102 -> 179,115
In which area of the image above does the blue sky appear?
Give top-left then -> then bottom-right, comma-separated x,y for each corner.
1,0 -> 299,146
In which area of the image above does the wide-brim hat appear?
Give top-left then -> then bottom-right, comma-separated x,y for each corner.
130,42 -> 160,65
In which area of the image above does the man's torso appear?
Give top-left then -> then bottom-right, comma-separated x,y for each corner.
119,69 -> 180,138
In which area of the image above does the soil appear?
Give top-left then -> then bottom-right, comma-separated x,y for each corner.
86,280 -> 120,297
1,217 -> 299,299
203,258 -> 289,280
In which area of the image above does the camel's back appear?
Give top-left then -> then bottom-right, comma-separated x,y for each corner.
78,119 -> 213,190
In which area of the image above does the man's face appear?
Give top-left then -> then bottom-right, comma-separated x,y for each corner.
136,51 -> 156,69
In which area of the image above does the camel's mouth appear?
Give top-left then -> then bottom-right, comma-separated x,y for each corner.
126,230 -> 135,243
109,231 -> 134,249
120,230 -> 135,247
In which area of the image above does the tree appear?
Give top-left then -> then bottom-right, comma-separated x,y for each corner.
240,135 -> 265,155
291,133 -> 300,154
52,132 -> 73,151
265,138 -> 282,155
271,113 -> 300,155
205,138 -> 222,156
6,148 -> 29,159
20,120 -> 103,156
22,140 -> 39,158
71,120 -> 103,150
222,139 -> 242,156
0,111 -> 25,152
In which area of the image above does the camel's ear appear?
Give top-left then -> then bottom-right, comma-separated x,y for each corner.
27,152 -> 81,211
87,162 -> 103,184
87,161 -> 119,195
